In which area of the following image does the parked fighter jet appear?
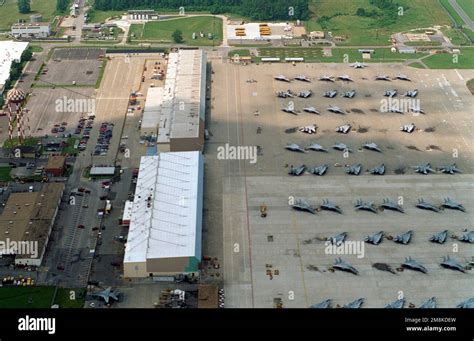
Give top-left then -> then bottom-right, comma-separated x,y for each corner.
323,90 -> 338,98
365,231 -> 384,245
381,198 -> 404,213
276,90 -> 295,98
336,124 -> 351,134
89,287 -> 121,304
393,230 -> 413,245
442,197 -> 465,212
387,105 -> 404,114
332,142 -> 351,152
354,199 -> 377,213
320,199 -> 342,213
400,123 -> 416,133
298,90 -> 313,98
327,232 -> 347,245
395,73 -> 411,81
289,165 -> 306,176
291,198 -> 315,214
342,90 -> 356,98
459,231 -> 474,244
299,125 -> 317,134
363,142 -> 382,152
438,163 -> 462,174
310,299 -> 332,308
282,104 -> 298,115
350,61 -> 366,69
441,256 -> 466,272
402,257 -> 428,273
303,106 -> 320,114
274,74 -> 290,82
429,230 -> 448,244
384,89 -> 398,97
294,74 -> 311,82
385,298 -> 405,309
319,75 -> 335,82
306,143 -> 328,152
369,163 -> 385,175
413,163 -> 435,175
309,164 -> 329,176
416,198 -> 440,212
346,164 -> 362,175
375,75 -> 391,81
337,75 -> 353,82
419,297 -> 437,309
328,105 -> 346,114
333,258 -> 359,275
404,89 -> 418,97
457,298 -> 474,308
343,298 -> 364,308
410,105 -> 425,114
285,143 -> 305,153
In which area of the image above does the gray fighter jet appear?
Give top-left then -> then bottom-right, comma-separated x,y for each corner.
343,298 -> 364,308
419,297 -> 437,308
459,231 -> 474,244
328,105 -> 346,114
298,90 -> 313,98
354,199 -> 377,213
369,163 -> 385,175
332,142 -> 352,152
438,163 -> 462,174
303,106 -> 320,114
285,143 -> 305,153
327,232 -> 347,245
375,75 -> 391,81
441,197 -> 465,212
410,105 -> 425,114
321,199 -> 342,213
346,164 -> 362,175
416,198 -> 440,212
306,143 -> 328,152
310,299 -> 332,308
384,89 -> 398,97
309,164 -> 329,176
289,164 -> 306,176
457,298 -> 474,308
337,75 -> 353,82
385,298 -> 405,309
282,104 -> 298,115
441,256 -> 466,272
404,89 -> 418,97
323,90 -> 338,98
395,73 -> 411,81
333,258 -> 359,275
276,90 -> 295,98
351,61 -> 366,69
413,163 -> 435,175
291,198 -> 316,214
274,74 -> 290,82
299,125 -> 317,134
429,230 -> 448,244
319,75 -> 335,82
363,142 -> 382,152
381,198 -> 404,213
294,74 -> 311,82
365,231 -> 384,245
402,257 -> 428,273
336,124 -> 352,134
393,230 -> 413,245
400,123 -> 416,133
89,287 -> 121,304
342,90 -> 356,98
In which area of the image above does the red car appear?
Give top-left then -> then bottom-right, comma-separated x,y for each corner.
78,187 -> 85,192
77,224 -> 85,229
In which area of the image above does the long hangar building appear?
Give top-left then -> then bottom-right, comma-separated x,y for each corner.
124,49 -> 206,278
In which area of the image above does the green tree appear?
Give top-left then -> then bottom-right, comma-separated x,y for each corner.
18,0 -> 31,14
56,0 -> 69,13
21,48 -> 33,63
172,29 -> 184,43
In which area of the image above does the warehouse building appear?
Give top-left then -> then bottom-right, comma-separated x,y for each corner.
0,183 -> 65,266
11,23 -> 51,39
45,155 -> 66,177
0,41 -> 29,94
140,87 -> 163,136
123,151 -> 204,278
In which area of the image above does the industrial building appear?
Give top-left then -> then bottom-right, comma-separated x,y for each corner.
123,151 -> 204,278
0,41 -> 29,94
0,183 -> 65,266
45,155 -> 66,177
128,10 -> 159,21
140,87 -> 163,136
11,23 -> 51,39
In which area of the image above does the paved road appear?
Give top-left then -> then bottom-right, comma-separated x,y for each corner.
449,0 -> 474,30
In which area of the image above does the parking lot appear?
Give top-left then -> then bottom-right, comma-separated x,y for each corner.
208,61 -> 474,307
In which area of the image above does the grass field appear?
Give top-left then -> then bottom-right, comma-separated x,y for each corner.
0,287 -> 85,308
422,48 -> 474,68
442,27 -> 471,45
86,9 -> 125,23
0,166 -> 12,181
439,0 -> 465,26
0,0 -> 57,31
307,0 -> 451,46
456,0 -> 474,21
130,16 -> 223,46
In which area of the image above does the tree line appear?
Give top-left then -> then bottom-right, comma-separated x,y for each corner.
93,0 -> 310,20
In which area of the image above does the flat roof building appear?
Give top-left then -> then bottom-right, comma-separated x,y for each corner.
123,151 -> 204,278
45,155 -> 66,177
11,22 -> 51,39
0,41 -> 29,94
141,87 -> 163,136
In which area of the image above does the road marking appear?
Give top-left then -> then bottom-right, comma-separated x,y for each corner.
454,69 -> 463,81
